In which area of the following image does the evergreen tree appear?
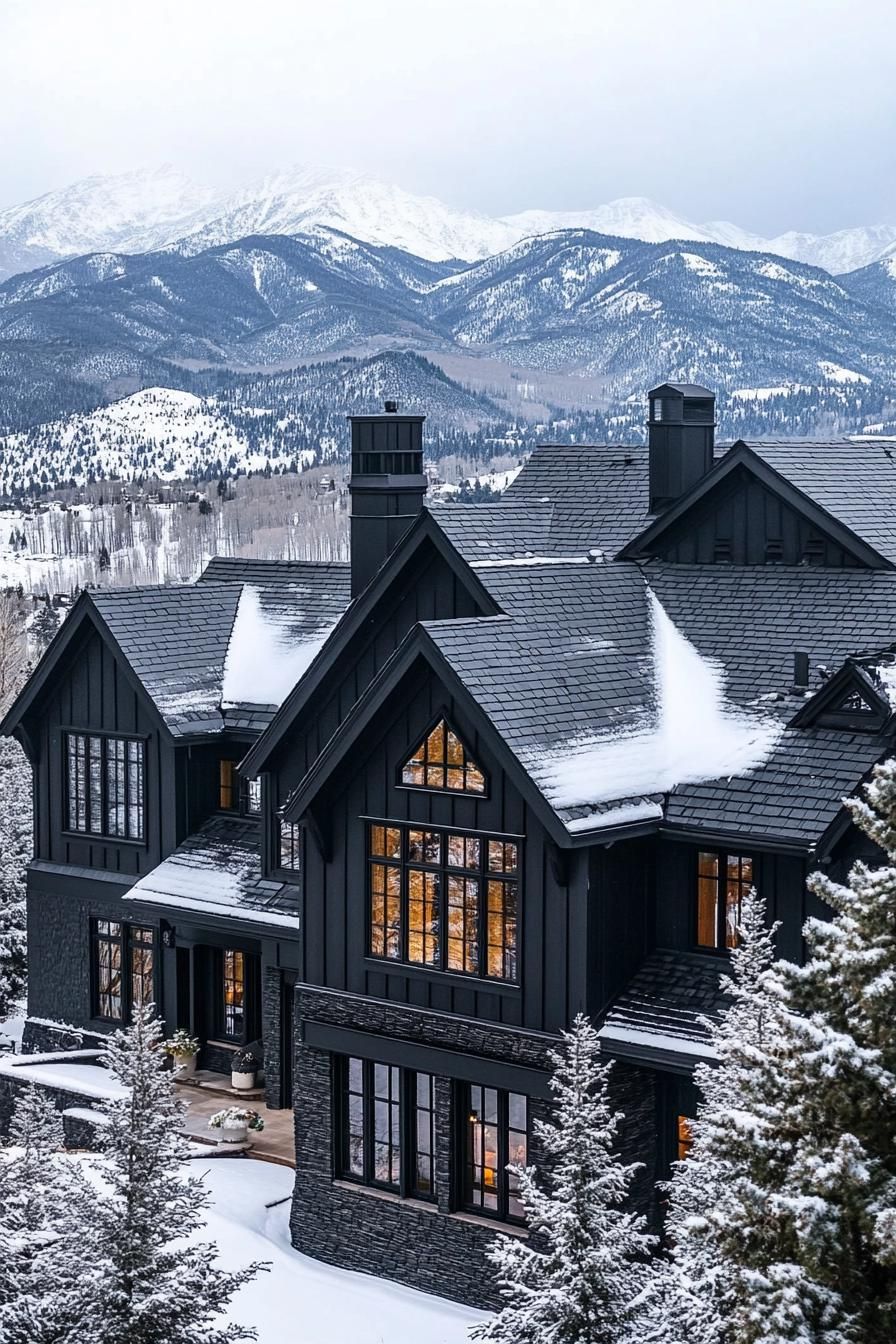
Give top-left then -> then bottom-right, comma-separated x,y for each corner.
633,888 -> 788,1344
27,1004 -> 265,1344
0,1084 -> 67,1323
31,601 -> 59,653
473,1013 -> 655,1344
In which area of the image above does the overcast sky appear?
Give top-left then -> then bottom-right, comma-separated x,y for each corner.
1,0 -> 894,234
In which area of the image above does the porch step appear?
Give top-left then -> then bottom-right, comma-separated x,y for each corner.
174,1070 -> 264,1101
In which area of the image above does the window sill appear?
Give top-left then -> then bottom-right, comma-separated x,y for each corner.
363,958 -> 520,994
330,1181 -> 528,1236
61,831 -> 147,849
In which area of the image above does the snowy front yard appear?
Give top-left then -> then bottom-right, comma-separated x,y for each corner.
198,1159 -> 485,1343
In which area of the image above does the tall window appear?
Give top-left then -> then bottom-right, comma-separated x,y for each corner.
401,719 -> 486,795
91,919 -> 155,1022
219,760 -> 238,810
368,823 -> 519,982
67,734 -> 144,840
244,778 -> 262,815
221,949 -> 245,1039
278,818 -> 302,872
337,1057 -> 436,1201
465,1085 -> 528,1223
696,850 -> 753,950
677,1115 -> 694,1162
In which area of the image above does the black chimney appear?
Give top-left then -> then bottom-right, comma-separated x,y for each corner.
647,383 -> 716,512
348,401 -> 427,598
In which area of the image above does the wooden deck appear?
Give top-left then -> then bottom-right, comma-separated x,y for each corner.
178,1080 -> 296,1168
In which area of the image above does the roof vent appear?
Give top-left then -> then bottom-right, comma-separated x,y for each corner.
383,399 -> 398,413
793,651 -> 810,690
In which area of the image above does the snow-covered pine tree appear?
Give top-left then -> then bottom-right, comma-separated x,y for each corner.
472,1012 -> 655,1344
632,887 -> 787,1344
0,636 -> 30,1021
741,758 -> 896,1342
30,1003 -> 266,1344
0,1084 -> 67,1318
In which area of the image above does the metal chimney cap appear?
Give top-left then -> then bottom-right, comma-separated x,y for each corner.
383,399 -> 398,413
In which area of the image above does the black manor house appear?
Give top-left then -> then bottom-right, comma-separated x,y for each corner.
4,383 -> 896,1307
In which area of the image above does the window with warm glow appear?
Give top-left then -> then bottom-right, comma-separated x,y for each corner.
368,823 -> 518,981
219,760 -> 238,811
465,1085 -> 528,1223
696,850 -> 753,950
221,949 -> 245,1039
677,1115 -> 694,1162
401,719 -> 486,795
337,1056 -> 436,1200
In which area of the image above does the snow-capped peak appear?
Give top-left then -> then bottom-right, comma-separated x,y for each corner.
501,196 -> 719,247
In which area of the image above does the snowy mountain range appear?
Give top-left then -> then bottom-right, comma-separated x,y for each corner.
3,165 -> 896,280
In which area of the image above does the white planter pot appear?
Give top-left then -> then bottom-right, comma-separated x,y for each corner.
218,1122 -> 248,1145
174,1053 -> 197,1078
231,1070 -> 256,1091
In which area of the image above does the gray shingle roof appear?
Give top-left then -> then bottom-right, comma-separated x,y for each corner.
90,560 -> 351,737
599,950 -> 729,1060
743,440 -> 896,566
123,815 -> 299,929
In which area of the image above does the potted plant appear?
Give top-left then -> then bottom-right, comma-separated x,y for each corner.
164,1029 -> 200,1079
208,1106 -> 265,1145
231,1048 -> 259,1091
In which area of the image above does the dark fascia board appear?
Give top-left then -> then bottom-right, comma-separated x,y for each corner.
240,510 -> 502,778
788,661 -> 892,730
121,890 -> 299,942
658,822 -> 811,856
281,622 -> 576,849
617,442 -> 893,569
0,592 -> 172,744
814,751 -> 888,861
597,1034 -> 704,1076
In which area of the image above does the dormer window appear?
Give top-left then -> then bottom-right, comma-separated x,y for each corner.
400,719 -> 486,796
652,399 -> 664,422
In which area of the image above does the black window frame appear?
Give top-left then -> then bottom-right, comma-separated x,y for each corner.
277,817 -> 302,874
65,731 -> 146,843
242,777 -> 262,816
366,821 -> 520,983
218,759 -> 238,812
335,1056 -> 437,1202
695,848 -> 754,952
397,714 -> 488,798
462,1083 -> 529,1224
217,948 -> 246,1041
90,918 -> 157,1023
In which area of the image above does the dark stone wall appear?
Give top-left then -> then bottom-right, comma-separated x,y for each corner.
290,987 -> 555,1309
605,1059 -> 659,1220
263,965 -> 283,1109
0,1057 -> 104,1143
26,882 -> 158,1036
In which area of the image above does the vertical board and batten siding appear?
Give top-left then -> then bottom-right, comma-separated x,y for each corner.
654,475 -> 864,566
300,663 -> 588,1036
34,627 -> 170,878
265,546 -> 488,870
588,839 -> 655,1018
654,838 -> 812,963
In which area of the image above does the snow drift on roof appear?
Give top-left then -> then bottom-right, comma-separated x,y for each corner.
524,589 -> 783,812
221,584 -> 336,708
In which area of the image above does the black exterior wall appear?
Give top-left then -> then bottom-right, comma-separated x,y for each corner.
291,985 -> 555,1308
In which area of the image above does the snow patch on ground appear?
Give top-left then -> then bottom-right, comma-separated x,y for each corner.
524,590 -> 783,811
817,361 -> 871,384
222,584 -> 336,706
0,1051 -> 125,1100
197,1160 -> 485,1343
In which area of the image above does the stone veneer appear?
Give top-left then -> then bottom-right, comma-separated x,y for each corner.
290,985 -> 556,1310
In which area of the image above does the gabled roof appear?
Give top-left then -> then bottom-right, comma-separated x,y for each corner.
1,560 -> 352,745
123,815 -> 299,931
240,508 -> 501,777
744,441 -> 896,567
621,440 -> 896,568
788,658 -> 894,732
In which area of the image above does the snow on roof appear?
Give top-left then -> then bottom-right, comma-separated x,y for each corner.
522,588 -> 783,816
221,584 -> 338,709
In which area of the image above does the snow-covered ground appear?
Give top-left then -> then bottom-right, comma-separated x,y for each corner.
198,1160 -> 485,1343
